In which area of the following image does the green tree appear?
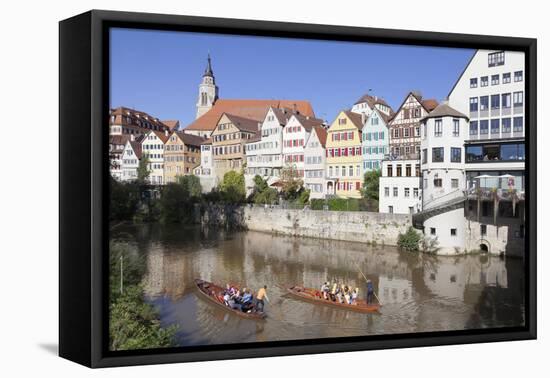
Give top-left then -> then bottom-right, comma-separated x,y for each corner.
220,170 -> 246,203
110,177 -> 140,221
279,165 -> 304,201
397,227 -> 422,251
177,174 -> 202,200
250,175 -> 278,204
361,169 -> 381,201
137,155 -> 151,183
159,182 -> 191,223
109,242 -> 177,351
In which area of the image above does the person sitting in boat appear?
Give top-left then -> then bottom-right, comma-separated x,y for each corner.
330,282 -> 338,301
320,282 -> 330,300
225,283 -> 236,296
351,288 -> 359,305
343,286 -> 351,305
255,285 -> 269,313
223,292 -> 242,311
241,289 -> 254,312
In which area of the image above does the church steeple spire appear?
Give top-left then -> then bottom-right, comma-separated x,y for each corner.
196,54 -> 219,119
203,53 -> 214,78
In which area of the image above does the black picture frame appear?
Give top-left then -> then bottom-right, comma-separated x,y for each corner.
59,9 -> 537,368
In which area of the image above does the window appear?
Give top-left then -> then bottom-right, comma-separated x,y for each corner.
513,91 -> 524,107
470,78 -> 478,88
387,165 -> 393,177
480,96 -> 489,111
450,228 -> 457,236
434,119 -> 442,137
480,76 -> 488,87
480,120 -> 489,135
503,72 -> 511,84
430,227 -> 436,235
513,117 -> 524,133
396,165 -> 402,177
514,70 -> 523,82
453,119 -> 460,137
413,188 -> 419,198
404,109 -> 410,119
470,97 -> 478,112
406,164 -> 412,177
470,121 -> 478,136
393,129 -> 400,138
433,178 -> 443,187
491,94 -> 500,109
338,118 -> 347,125
488,51 -> 505,67
491,119 -> 500,136
404,128 -> 410,137
491,74 -> 499,85
451,179 -> 459,188
451,147 -> 461,163
404,188 -> 410,197
481,224 -> 487,236
388,206 -> 393,214
384,187 -> 389,197
502,118 -> 512,133
393,187 -> 398,197
422,149 -> 427,164
432,147 -> 444,162
502,93 -> 512,109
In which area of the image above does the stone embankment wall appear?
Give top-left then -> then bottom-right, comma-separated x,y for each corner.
198,204 -> 412,246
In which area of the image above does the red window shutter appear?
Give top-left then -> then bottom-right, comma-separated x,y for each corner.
356,181 -> 360,190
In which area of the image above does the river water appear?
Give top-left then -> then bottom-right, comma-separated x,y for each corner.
111,223 -> 525,347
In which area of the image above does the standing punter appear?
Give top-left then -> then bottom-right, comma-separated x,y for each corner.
366,279 -> 374,305
255,285 -> 269,312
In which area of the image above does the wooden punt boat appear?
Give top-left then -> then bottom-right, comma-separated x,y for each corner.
286,285 -> 381,314
194,279 -> 266,320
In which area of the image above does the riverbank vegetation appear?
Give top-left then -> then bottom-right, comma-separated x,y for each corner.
110,163 -> 385,224
397,227 -> 440,254
109,241 -> 178,351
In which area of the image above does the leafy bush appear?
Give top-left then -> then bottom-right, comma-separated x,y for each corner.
159,183 -> 193,223
250,175 -> 278,204
110,178 -> 140,221
109,285 -> 177,351
220,171 -> 246,203
397,227 -> 422,251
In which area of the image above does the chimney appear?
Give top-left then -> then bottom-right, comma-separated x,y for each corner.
292,103 -> 297,114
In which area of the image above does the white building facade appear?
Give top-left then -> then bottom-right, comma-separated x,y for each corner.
141,130 -> 168,185
120,140 -> 142,182
379,159 -> 421,214
304,126 -> 328,199
447,49 -> 526,256
245,107 -> 289,178
419,103 -> 469,254
282,114 -> 324,177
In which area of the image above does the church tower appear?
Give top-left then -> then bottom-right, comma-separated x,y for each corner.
196,54 -> 219,119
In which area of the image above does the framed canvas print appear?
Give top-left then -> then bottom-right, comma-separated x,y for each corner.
59,10 -> 537,368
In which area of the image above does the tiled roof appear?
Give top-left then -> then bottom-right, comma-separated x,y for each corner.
222,113 -> 261,133
175,131 -> 207,147
312,125 -> 328,147
109,134 -> 131,146
294,113 -> 325,131
110,106 -> 170,131
150,130 -> 170,143
354,93 -> 392,111
343,110 -> 365,130
185,99 -> 315,132
420,102 -> 468,121
421,99 -> 439,112
129,140 -> 142,159
162,120 -> 180,130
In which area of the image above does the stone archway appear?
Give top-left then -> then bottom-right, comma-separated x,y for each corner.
479,239 -> 490,253
327,181 -> 334,195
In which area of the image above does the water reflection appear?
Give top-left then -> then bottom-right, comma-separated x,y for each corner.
112,223 -> 525,346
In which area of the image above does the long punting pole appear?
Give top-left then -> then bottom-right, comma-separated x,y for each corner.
354,261 -> 382,306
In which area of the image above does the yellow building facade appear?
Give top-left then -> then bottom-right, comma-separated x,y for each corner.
164,131 -> 203,183
326,110 -> 364,198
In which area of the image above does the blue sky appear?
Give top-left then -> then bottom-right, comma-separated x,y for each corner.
110,28 -> 474,126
